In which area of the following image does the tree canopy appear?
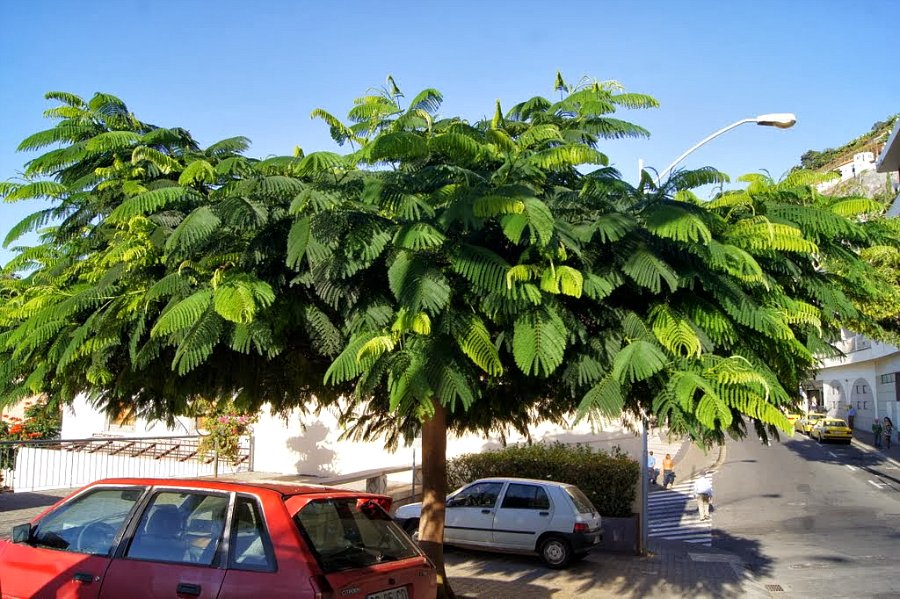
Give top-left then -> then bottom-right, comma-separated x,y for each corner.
2,76 -> 898,597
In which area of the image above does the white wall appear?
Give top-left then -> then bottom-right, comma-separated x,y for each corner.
61,396 -> 649,482
62,394 -> 194,439
251,404 -> 638,478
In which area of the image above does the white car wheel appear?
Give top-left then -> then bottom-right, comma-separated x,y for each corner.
539,536 -> 572,569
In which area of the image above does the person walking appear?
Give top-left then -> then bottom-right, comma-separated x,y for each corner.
693,473 -> 713,521
648,451 -> 658,485
873,417 -> 883,448
883,417 -> 894,451
847,405 -> 857,430
662,453 -> 676,489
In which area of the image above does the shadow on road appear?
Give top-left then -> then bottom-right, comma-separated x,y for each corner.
781,434 -> 900,486
0,489 -> 69,513
445,530 -> 769,598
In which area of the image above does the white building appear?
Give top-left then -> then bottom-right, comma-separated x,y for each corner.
59,393 -> 645,481
815,151 -> 878,192
811,119 -> 900,429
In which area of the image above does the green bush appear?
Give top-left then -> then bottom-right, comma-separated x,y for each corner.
447,442 -> 639,517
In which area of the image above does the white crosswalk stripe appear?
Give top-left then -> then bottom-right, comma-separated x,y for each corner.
648,477 -> 713,546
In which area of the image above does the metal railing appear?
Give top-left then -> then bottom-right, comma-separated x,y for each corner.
0,435 -> 252,493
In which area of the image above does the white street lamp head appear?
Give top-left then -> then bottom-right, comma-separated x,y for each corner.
755,113 -> 797,129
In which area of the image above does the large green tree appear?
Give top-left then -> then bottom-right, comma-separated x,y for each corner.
1,78 -> 897,598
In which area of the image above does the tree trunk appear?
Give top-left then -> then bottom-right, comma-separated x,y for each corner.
418,399 -> 455,599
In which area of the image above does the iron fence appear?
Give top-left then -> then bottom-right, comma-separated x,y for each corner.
0,435 -> 252,493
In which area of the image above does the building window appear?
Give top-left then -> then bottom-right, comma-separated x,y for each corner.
881,373 -> 896,384
855,384 -> 869,395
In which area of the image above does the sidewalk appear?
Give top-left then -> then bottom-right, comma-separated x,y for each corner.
849,425 -> 900,466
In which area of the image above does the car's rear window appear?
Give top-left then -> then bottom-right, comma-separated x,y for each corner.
563,486 -> 596,515
293,498 -> 420,573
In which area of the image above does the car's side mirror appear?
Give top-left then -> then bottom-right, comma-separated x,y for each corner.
11,523 -> 32,544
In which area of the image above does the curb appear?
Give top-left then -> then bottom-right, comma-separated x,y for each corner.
850,437 -> 900,469
711,442 -> 728,471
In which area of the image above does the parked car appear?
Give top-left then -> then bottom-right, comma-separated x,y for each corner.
0,477 -> 435,599
785,413 -> 802,427
394,477 -> 601,569
796,412 -> 828,434
810,418 -> 853,444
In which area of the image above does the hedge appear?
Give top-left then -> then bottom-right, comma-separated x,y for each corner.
446,442 -> 639,517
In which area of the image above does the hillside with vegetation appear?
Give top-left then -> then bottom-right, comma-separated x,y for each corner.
798,115 -> 898,173
793,115 -> 899,204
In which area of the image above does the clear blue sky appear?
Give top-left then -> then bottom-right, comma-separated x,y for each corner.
1,0 -> 896,266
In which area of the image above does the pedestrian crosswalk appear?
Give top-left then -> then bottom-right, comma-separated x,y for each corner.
648,477 -> 712,546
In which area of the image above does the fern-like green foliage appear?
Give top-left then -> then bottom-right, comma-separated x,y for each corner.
452,245 -> 510,291
166,206 -> 221,254
108,186 -> 201,223
393,223 -> 446,250
512,307 -> 567,377
528,145 -> 607,171
286,216 -> 311,269
611,340 -> 668,383
84,131 -> 141,152
151,289 -> 214,337
388,252 -> 451,315
645,203 -> 712,244
501,197 -> 554,246
473,195 -> 526,218
650,305 -> 702,357
213,277 -> 275,324
622,249 -> 679,294
132,146 -> 181,175
455,315 -> 503,376
577,376 -> 625,418
1,80 -> 893,482
172,307 -> 223,375
178,159 -> 216,185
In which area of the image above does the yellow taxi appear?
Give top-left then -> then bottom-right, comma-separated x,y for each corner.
796,412 -> 827,434
810,418 -> 853,444
786,413 -> 802,428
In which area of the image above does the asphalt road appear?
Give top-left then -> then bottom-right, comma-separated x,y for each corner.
713,431 -> 900,598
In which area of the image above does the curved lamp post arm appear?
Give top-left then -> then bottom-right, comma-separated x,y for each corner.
654,113 -> 796,185
655,118 -> 755,185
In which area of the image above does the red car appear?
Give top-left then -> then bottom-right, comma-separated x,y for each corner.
0,477 -> 435,599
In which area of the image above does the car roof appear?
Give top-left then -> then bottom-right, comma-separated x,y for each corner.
822,418 -> 847,424
472,477 -> 571,488
84,477 -> 383,499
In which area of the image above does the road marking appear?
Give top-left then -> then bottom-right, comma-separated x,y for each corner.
845,464 -> 857,471
828,452 -> 838,458
648,475 -> 712,547
868,479 -> 886,489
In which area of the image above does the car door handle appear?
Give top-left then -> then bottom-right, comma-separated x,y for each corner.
539,511 -> 550,516
481,509 -> 492,514
73,572 -> 94,584
177,583 -> 202,596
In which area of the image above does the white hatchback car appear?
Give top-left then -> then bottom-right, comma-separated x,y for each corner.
394,477 -> 602,568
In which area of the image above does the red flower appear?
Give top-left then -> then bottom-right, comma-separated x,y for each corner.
8,424 -> 24,435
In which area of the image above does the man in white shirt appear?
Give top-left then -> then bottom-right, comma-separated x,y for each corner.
693,473 -> 713,520
647,451 -> 658,485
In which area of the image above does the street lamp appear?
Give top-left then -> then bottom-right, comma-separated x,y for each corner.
639,111 -> 796,555
654,113 -> 797,185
